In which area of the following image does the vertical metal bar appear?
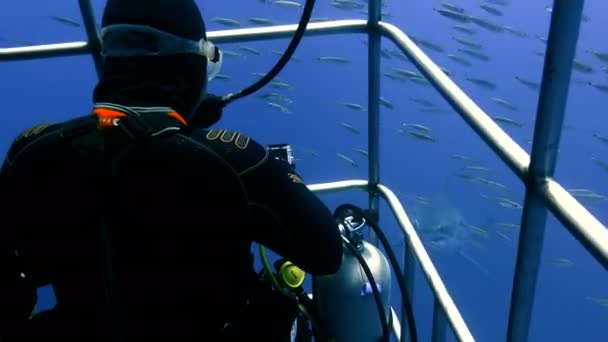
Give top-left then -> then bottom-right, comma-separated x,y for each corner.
367,0 -> 382,246
432,299 -> 447,342
401,244 -> 416,342
529,0 -> 584,177
507,1 -> 584,342
78,0 -> 103,78
507,193 -> 547,342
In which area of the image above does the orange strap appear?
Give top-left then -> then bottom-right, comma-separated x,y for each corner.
93,108 -> 127,130
92,108 -> 187,131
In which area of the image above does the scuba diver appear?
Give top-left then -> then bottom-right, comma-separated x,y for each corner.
0,0 -> 343,341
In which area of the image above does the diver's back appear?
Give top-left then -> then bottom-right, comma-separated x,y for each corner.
6,128 -> 256,341
99,132 -> 255,340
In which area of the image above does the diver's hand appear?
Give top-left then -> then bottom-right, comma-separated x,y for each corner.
189,93 -> 226,128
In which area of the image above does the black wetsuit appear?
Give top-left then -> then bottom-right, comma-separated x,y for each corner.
0,105 -> 343,341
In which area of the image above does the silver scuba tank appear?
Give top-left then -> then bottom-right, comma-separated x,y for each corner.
314,215 -> 392,342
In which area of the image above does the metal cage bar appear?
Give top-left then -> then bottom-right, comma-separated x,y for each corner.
367,0 -> 382,248
375,11 -> 608,266
507,1 -> 586,341
1,1 -> 607,341
77,0 -> 102,77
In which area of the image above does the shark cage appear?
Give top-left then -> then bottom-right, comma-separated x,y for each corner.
1,0 -> 607,341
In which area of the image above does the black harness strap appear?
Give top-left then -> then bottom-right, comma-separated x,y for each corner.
57,107 -> 188,342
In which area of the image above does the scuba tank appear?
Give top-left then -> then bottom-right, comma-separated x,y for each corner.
314,215 -> 392,342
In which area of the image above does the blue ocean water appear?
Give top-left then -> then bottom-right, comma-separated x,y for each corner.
1,0 -> 607,341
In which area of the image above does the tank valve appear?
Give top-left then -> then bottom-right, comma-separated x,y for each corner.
341,215 -> 366,249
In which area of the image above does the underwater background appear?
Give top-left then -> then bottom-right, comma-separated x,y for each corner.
1,0 -> 607,341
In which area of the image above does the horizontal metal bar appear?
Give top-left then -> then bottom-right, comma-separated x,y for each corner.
376,184 -> 474,342
207,19 -> 368,44
378,22 -> 530,181
0,42 -> 90,61
307,179 -> 369,194
542,178 -> 608,268
0,20 -> 368,62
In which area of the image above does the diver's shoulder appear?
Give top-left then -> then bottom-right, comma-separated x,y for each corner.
196,128 -> 267,173
15,122 -> 58,141
8,122 -> 59,152
202,128 -> 263,150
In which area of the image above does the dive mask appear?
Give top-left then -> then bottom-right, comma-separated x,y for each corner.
99,24 -> 223,81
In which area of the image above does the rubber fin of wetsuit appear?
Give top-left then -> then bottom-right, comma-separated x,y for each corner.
189,93 -> 226,128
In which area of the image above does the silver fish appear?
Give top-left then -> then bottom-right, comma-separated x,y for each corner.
515,76 -> 540,90
339,122 -> 362,135
453,25 -> 477,35
466,77 -> 496,90
336,153 -> 359,167
211,17 -> 241,27
479,3 -> 504,16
